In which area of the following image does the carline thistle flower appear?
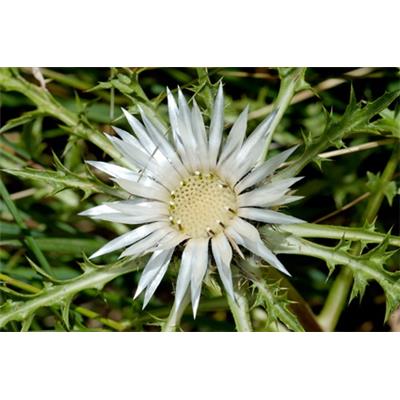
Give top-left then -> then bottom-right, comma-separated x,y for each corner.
80,84 -> 304,317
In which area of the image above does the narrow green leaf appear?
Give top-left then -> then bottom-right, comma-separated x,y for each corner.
61,295 -> 75,330
21,313 -> 35,332
0,110 -> 45,134
3,167 -> 127,199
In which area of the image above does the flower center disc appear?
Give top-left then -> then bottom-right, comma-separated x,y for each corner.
169,173 -> 237,238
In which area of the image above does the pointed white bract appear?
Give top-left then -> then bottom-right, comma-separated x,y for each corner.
82,85 -> 304,317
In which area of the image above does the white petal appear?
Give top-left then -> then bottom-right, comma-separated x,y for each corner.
238,177 -> 303,207
239,207 -> 304,224
107,132 -> 180,190
177,88 -> 196,143
142,259 -> 170,308
208,82 -> 224,168
87,213 -> 167,225
86,161 -> 139,180
191,99 -> 210,171
108,199 -> 168,216
120,226 -> 173,257
108,132 -> 179,190
115,177 -> 170,202
113,126 -> 149,155
115,125 -> 171,178
211,233 -> 234,300
217,105 -> 248,165
121,108 -> 157,152
174,88 -> 200,171
166,88 -> 182,144
235,146 -> 299,193
226,217 -> 290,275
190,238 -> 209,317
134,248 -> 174,299
89,222 -> 165,259
167,88 -> 191,167
80,200 -> 167,223
174,239 -> 196,312
272,195 -> 303,206
144,230 -> 183,253
221,110 -> 278,185
106,132 -> 149,167
154,231 -> 188,251
80,199 -> 168,224
140,104 -> 168,136
138,106 -> 189,178
105,133 -> 139,169
79,204 -> 118,218
243,194 -> 303,208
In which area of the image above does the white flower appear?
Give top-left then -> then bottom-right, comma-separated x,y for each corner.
81,84 -> 303,317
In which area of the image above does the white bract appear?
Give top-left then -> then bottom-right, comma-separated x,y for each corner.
80,84 -> 303,317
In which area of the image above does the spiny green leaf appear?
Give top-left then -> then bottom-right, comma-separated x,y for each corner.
3,166 -> 126,200
301,129 -> 314,148
256,279 -> 304,332
349,272 -> 369,304
360,234 -> 398,264
21,313 -> 35,332
278,67 -> 310,92
277,89 -> 400,179
334,235 -> 353,253
241,260 -> 304,332
0,110 -> 45,134
0,257 -> 145,328
380,273 -> 400,321
373,109 -> 400,137
117,73 -> 131,85
111,79 -> 134,94
21,115 -> 46,159
26,257 -> 76,284
61,295 -> 75,330
272,233 -> 400,323
86,81 -> 113,92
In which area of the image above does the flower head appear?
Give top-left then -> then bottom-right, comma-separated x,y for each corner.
81,84 -> 303,316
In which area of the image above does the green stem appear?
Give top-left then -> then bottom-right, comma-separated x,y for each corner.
0,69 -> 124,163
279,223 -> 400,247
364,149 -> 399,222
0,273 -> 41,293
279,236 -> 399,288
3,167 -> 128,199
260,68 -> 306,162
227,285 -> 253,332
0,178 -> 53,275
276,91 -> 400,180
317,268 -> 353,331
74,306 -> 129,331
317,148 -> 399,331
28,67 -> 125,104
162,291 -> 190,332
0,259 -> 144,329
0,272 -> 129,331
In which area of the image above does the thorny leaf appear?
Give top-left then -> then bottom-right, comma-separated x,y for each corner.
263,227 -> 400,322
366,171 -> 397,206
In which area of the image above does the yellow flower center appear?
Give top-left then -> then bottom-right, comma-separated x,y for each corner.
169,172 -> 237,238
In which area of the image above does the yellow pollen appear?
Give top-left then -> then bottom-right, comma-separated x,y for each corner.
169,173 -> 237,238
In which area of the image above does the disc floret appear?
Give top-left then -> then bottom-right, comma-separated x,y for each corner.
168,172 -> 237,238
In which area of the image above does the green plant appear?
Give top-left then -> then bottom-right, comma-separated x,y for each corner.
1,67 -> 399,331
